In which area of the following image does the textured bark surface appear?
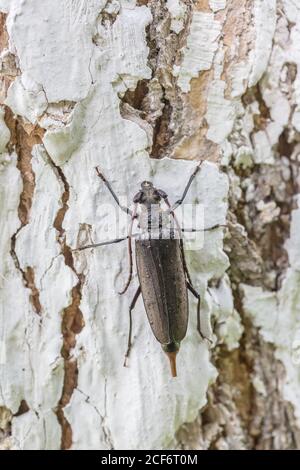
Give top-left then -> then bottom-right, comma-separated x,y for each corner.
1,0 -> 300,450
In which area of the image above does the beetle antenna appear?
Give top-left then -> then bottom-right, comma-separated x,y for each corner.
166,351 -> 178,377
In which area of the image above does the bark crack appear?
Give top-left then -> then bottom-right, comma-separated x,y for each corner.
77,381 -> 114,450
45,154 -> 85,450
2,9 -> 41,315
120,0 -> 195,159
5,109 -> 44,315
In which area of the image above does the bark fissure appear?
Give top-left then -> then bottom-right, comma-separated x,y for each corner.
6,109 -> 44,315
76,384 -> 115,450
120,0 -> 195,159
46,155 -> 85,450
237,94 -> 299,290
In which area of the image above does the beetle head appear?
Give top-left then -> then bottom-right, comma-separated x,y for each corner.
133,181 -> 163,206
141,181 -> 153,190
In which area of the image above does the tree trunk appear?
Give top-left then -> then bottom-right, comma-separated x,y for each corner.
1,0 -> 300,450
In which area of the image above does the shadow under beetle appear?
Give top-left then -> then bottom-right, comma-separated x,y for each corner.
74,161 -> 224,377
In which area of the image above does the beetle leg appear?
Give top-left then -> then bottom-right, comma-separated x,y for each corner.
170,160 -> 204,212
180,239 -> 194,286
124,285 -> 141,367
186,282 -> 213,345
95,166 -> 133,216
118,235 -> 133,295
163,197 -> 194,287
119,205 -> 138,295
181,224 -> 227,232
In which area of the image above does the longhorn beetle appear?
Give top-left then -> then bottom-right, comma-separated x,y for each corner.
74,161 -> 224,377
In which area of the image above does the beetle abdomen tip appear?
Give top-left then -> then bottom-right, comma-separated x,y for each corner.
165,351 -> 178,378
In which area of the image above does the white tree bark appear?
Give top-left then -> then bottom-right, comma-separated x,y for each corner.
0,0 -> 300,450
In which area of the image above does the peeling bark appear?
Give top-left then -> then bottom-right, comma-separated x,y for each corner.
1,0 -> 300,450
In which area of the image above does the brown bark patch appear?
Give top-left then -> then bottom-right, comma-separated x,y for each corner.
173,69 -> 220,162
151,98 -> 173,158
23,267 -> 42,314
55,279 -> 84,449
221,0 -> 254,98
4,109 -> 45,224
195,0 -> 211,12
243,84 -> 271,132
0,406 -> 12,445
0,12 -> 8,51
6,109 -> 45,315
14,400 -> 30,417
0,13 -> 20,101
56,359 -> 79,450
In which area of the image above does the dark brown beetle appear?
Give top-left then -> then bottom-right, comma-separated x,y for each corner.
74,162 -> 223,376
